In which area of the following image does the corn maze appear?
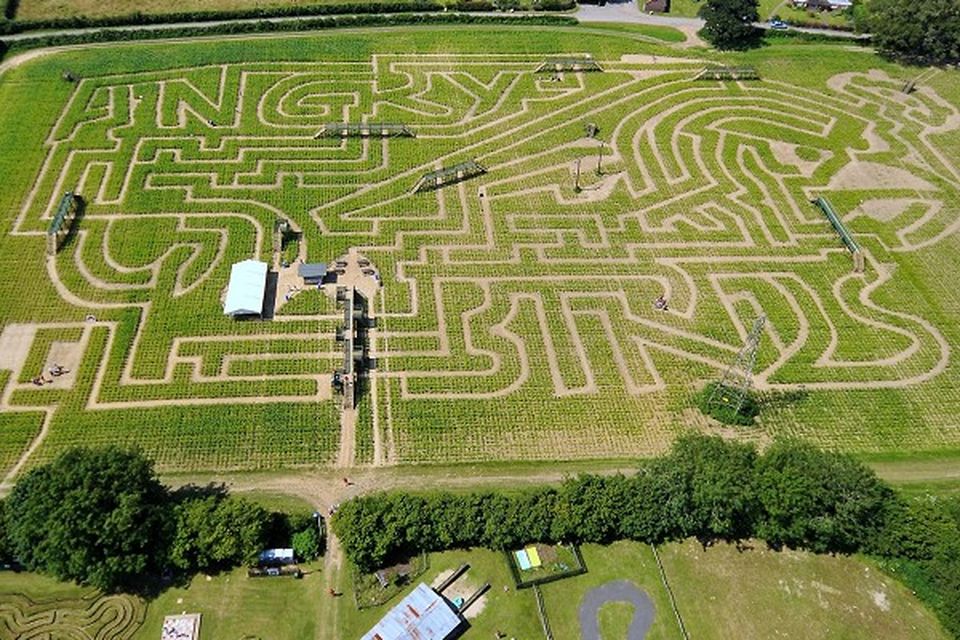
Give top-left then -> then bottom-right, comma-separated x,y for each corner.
0,590 -> 145,639
0,31 -> 958,472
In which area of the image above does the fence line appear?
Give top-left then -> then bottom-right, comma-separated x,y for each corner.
532,584 -> 553,640
651,544 -> 689,640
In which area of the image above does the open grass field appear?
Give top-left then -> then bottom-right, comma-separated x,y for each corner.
348,540 -> 950,640
0,538 -> 946,639
0,26 -> 959,478
0,562 -> 324,640
661,540 -> 949,639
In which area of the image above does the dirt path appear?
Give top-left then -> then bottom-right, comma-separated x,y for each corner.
337,408 -> 357,468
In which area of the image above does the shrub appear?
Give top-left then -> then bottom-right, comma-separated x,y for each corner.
695,381 -> 760,426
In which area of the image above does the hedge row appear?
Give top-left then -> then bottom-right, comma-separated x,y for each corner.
333,436 -> 898,572
0,13 -> 578,54
0,0 -> 574,35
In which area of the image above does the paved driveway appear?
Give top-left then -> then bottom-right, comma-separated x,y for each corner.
579,580 -> 655,640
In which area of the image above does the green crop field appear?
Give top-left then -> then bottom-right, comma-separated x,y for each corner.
0,26 -> 958,478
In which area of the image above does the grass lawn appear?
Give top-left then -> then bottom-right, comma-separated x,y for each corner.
663,0 -> 702,17
540,541 -> 684,640
339,547 -> 543,639
579,21 -> 688,43
599,601 -> 636,638
134,562 -> 326,640
0,536 -> 949,639
233,488 -> 320,514
660,540 -> 949,640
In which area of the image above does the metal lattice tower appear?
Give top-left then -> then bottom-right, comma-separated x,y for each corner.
707,315 -> 766,416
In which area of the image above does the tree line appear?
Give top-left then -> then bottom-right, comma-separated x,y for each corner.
332,435 -> 960,637
0,447 -> 323,593
697,0 -> 958,65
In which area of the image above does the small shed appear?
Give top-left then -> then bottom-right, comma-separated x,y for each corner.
223,259 -> 268,317
298,262 -> 328,285
258,548 -> 296,566
361,583 -> 464,640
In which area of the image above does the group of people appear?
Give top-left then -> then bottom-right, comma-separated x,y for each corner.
284,284 -> 302,302
32,363 -> 69,386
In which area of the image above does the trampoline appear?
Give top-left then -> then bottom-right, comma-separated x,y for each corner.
514,549 -> 532,571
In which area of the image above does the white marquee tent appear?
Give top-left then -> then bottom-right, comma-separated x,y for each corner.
223,259 -> 268,317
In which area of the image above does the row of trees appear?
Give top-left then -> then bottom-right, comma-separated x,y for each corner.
698,0 -> 958,66
332,436 -> 960,637
333,437 -> 891,571
869,0 -> 960,65
0,447 -> 322,592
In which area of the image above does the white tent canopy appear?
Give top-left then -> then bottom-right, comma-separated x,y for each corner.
223,260 -> 268,317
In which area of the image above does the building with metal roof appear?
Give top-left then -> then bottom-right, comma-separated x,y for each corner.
298,262 -> 328,284
361,583 -> 464,640
223,260 -> 268,317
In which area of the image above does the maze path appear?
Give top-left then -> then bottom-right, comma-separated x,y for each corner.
3,51 -> 959,465
0,591 -> 144,639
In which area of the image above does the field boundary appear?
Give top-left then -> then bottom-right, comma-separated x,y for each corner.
651,544 -> 689,640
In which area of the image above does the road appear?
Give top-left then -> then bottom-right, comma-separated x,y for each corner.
579,580 -> 655,640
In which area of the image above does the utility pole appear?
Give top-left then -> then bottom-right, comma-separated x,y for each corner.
706,315 -> 766,417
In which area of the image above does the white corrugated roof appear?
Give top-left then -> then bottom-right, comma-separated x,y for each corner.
223,260 -> 268,316
361,583 -> 462,640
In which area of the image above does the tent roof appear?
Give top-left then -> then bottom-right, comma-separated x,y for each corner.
223,260 -> 268,316
259,548 -> 295,563
361,584 -> 462,640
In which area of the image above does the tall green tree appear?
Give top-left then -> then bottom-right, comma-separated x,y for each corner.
756,440 -> 894,553
699,0 -> 760,50
0,500 -> 11,565
870,0 -> 960,64
4,447 -> 169,591
168,495 -> 270,572
663,435 -> 759,540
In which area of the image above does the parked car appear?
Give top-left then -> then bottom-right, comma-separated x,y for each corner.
770,19 -> 789,29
